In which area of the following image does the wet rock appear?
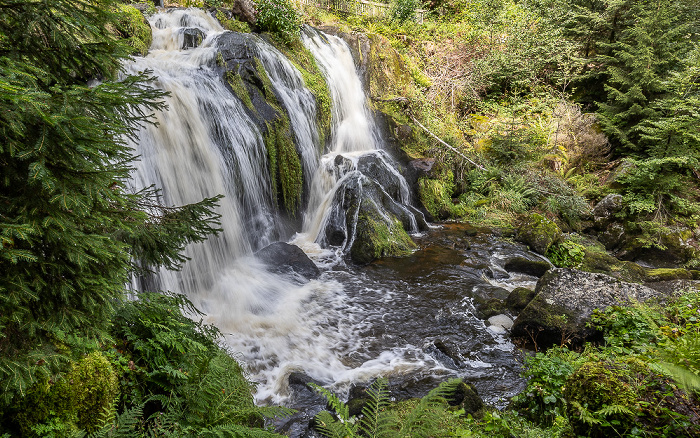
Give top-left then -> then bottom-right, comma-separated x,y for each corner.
516,213 -> 562,255
426,339 -> 461,368
503,257 -> 551,277
213,32 -> 282,127
592,194 -> 623,230
347,384 -> 370,417
181,27 -> 205,49
474,297 -> 507,319
512,268 -> 665,348
487,314 -> 513,331
449,381 -> 484,416
409,158 -> 435,175
256,242 -> 320,281
598,223 -> 626,250
318,152 -> 428,264
505,287 -> 536,312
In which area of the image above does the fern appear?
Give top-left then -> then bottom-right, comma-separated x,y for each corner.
359,379 -> 397,438
313,378 -> 462,438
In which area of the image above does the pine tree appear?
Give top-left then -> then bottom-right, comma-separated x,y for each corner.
596,0 -> 693,155
0,0 -> 221,404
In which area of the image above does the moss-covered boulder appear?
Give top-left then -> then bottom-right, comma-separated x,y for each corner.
516,213 -> 562,255
645,268 -> 693,282
511,268 -> 665,348
579,247 -> 647,283
505,287 -> 536,312
114,4 -> 152,56
618,226 -> 700,268
351,205 -> 417,264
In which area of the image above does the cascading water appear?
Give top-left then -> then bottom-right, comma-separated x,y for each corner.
126,8 -> 527,412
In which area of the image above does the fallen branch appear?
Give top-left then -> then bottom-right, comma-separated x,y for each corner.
408,114 -> 486,171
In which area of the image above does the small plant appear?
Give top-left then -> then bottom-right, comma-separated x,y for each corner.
546,239 -> 585,268
255,0 -> 301,45
390,0 -> 420,23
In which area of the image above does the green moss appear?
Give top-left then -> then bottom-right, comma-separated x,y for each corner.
645,268 -> 693,282
216,10 -> 251,33
11,351 -> 118,435
272,40 -> 332,147
418,175 -> 455,220
517,213 -> 562,255
252,58 -> 304,215
114,5 -> 152,57
351,206 -> 417,263
226,71 -> 255,112
264,118 -> 303,215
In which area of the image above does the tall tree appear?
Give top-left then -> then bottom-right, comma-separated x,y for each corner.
0,0 -> 221,403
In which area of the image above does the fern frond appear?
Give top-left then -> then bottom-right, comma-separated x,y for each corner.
658,362 -> 700,393
570,401 -> 601,426
310,383 -> 351,421
359,378 -> 397,438
314,410 -> 356,438
397,379 -> 460,438
596,403 -> 635,417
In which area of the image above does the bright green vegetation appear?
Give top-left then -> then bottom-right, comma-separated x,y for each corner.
254,0 -> 301,45
216,10 -> 252,33
226,70 -> 255,112
113,4 -> 153,56
351,207 -> 417,263
273,41 -> 333,147
253,58 -> 305,215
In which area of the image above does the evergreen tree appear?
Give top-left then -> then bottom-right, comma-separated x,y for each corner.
0,0 -> 221,403
596,0 -> 693,154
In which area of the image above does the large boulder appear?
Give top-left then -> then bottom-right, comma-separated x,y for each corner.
255,242 -> 320,281
503,256 -> 552,277
516,213 -> 562,255
318,151 -> 428,264
512,268 -> 665,348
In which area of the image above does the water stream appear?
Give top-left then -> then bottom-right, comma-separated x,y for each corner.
125,8 -> 533,414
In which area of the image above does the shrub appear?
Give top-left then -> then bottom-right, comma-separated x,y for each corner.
391,0 -> 420,23
546,239 -> 585,268
255,0 -> 301,45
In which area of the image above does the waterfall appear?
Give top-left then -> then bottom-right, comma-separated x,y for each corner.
125,9 -> 434,404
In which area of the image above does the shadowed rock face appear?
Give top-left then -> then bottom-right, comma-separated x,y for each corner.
512,268 -> 666,348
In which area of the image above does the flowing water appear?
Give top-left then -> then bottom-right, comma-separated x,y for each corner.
125,8 -> 536,416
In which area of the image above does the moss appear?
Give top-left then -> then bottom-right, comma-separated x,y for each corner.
264,118 -> 303,215
216,10 -> 251,33
418,175 -> 455,220
114,5 -> 152,57
11,351 -> 118,435
351,205 -> 417,264
564,361 -> 637,437
272,40 -> 333,147
645,268 -> 693,282
516,213 -> 562,255
226,71 -> 255,112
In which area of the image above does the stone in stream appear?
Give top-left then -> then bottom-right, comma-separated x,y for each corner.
503,256 -> 551,277
255,242 -> 320,281
512,268 -> 666,348
181,27 -> 205,49
515,213 -> 562,255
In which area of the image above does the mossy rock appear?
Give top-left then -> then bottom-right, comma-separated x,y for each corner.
505,287 -> 536,312
350,204 -> 417,264
503,257 -> 551,277
449,381 -> 484,416
114,4 -> 152,56
516,213 -> 562,255
564,361 -> 637,437
580,248 -> 647,283
645,268 -> 693,282
11,351 -> 119,435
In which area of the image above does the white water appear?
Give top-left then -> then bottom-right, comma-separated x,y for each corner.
124,9 -> 450,403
